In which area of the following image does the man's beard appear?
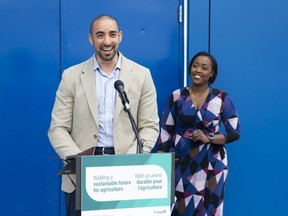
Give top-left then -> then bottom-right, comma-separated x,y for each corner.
98,47 -> 117,61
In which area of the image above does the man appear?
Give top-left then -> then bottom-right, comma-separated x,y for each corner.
48,14 -> 159,215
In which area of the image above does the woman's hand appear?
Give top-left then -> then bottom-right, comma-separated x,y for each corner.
190,129 -> 210,143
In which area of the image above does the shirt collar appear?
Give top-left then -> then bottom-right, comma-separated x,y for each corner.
93,51 -> 122,72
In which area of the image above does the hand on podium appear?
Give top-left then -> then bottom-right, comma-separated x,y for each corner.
57,147 -> 96,176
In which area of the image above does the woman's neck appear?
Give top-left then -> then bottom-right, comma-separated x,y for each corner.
190,84 -> 210,93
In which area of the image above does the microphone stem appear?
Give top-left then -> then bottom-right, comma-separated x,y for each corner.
126,109 -> 143,154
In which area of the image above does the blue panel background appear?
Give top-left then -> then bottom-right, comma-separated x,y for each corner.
187,0 -> 288,215
187,0 -> 209,62
0,0 -> 61,215
195,0 -> 288,215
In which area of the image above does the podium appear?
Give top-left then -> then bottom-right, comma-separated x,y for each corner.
68,153 -> 175,216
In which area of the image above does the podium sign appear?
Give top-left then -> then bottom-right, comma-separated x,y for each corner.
76,153 -> 174,216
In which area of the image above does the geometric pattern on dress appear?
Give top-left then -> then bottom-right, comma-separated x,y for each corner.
206,95 -> 222,116
175,134 -> 181,146
191,195 -> 202,212
197,110 -> 203,121
176,177 -> 184,193
173,89 -> 181,101
160,129 -> 170,143
167,112 -> 175,125
189,169 -> 207,192
228,117 -> 238,130
215,201 -> 223,216
157,87 -> 240,216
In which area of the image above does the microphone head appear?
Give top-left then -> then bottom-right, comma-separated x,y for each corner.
114,80 -> 124,90
114,79 -> 130,110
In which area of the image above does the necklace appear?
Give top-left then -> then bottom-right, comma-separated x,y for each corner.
189,87 -> 209,100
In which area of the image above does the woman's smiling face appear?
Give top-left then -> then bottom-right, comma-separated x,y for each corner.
190,55 -> 214,85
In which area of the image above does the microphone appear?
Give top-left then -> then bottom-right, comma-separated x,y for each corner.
114,80 -> 130,111
114,80 -> 143,153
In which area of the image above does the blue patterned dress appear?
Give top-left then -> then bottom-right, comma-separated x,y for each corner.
156,87 -> 240,216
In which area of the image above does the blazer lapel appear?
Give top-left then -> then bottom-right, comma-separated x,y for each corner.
114,56 -> 134,122
80,56 -> 99,126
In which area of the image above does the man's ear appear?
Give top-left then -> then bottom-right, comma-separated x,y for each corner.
119,31 -> 123,43
88,33 -> 93,45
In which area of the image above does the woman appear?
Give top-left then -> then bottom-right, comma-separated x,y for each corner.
156,51 -> 240,216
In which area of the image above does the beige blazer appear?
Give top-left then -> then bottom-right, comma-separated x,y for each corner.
48,55 -> 159,192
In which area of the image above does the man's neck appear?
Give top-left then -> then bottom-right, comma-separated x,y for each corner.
96,54 -> 119,76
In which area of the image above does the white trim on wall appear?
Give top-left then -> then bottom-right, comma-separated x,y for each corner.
183,0 -> 188,87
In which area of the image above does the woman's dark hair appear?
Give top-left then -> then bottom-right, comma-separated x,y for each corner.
188,51 -> 218,84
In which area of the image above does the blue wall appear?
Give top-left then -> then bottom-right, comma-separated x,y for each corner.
1,0 -> 287,215
0,0 -> 61,215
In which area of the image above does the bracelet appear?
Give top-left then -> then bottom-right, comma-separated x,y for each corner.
207,133 -> 215,143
